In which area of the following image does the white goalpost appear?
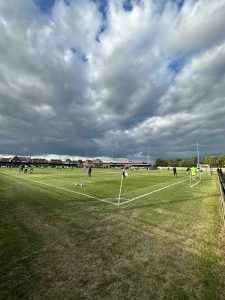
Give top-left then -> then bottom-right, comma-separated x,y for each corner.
198,164 -> 211,173
189,141 -> 202,187
189,164 -> 210,188
190,167 -> 201,188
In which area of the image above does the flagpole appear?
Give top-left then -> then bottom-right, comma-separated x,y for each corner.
118,172 -> 124,205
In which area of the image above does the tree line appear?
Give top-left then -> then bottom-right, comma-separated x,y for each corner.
155,155 -> 225,168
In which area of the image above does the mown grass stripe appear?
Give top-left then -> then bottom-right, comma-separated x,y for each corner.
9,175 -> 118,206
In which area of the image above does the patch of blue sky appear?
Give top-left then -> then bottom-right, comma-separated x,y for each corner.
34,0 -> 55,14
34,0 -> 70,14
123,0 -> 133,11
95,0 -> 142,42
91,0 -> 108,43
91,0 -> 108,20
96,24 -> 107,43
156,0 -> 185,15
123,0 -> 141,12
70,48 -> 88,63
167,57 -> 185,74
172,0 -> 185,10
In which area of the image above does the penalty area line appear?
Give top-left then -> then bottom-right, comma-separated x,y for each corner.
119,178 -> 188,206
11,175 -> 118,206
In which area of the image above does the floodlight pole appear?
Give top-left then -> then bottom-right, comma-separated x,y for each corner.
118,173 -> 124,205
197,141 -> 200,166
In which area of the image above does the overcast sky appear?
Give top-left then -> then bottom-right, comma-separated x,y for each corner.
0,0 -> 225,161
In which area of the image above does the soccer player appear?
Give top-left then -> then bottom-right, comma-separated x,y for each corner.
30,165 -> 33,174
173,167 -> 177,176
210,166 -> 213,176
191,166 -> 197,179
88,166 -> 92,177
122,168 -> 128,178
24,165 -> 28,173
19,164 -> 24,173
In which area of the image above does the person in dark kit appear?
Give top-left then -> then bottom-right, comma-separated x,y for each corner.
19,164 -> 25,173
122,168 -> 128,178
173,167 -> 177,176
217,168 -> 222,176
88,166 -> 92,177
24,165 -> 28,173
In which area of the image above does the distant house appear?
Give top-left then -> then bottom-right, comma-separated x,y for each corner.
0,157 -> 10,162
70,161 -> 78,167
102,162 -> 113,168
30,158 -> 48,165
63,159 -> 78,167
110,162 -> 150,169
83,160 -> 95,168
9,156 -> 30,163
83,159 -> 103,168
77,160 -> 83,168
0,157 -> 10,167
92,159 -> 103,168
63,159 -> 72,164
9,156 -> 20,163
124,162 -> 150,168
50,159 -> 62,166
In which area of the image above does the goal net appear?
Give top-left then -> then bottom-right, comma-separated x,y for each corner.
197,164 -> 210,173
189,164 -> 210,187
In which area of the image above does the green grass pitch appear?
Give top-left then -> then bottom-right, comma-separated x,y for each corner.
0,168 -> 225,299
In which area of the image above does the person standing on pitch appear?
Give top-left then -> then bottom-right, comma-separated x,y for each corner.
88,165 -> 92,177
122,168 -> 128,178
173,167 -> 177,176
191,166 -> 197,179
19,164 -> 24,173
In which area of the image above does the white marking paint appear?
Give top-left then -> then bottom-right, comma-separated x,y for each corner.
190,180 -> 201,188
119,178 -> 188,205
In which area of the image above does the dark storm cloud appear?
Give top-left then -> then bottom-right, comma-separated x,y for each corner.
0,0 -> 225,160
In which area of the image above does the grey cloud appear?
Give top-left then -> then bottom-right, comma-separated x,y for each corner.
0,0 -> 225,160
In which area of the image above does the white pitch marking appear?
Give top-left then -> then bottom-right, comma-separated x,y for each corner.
119,178 -> 188,205
5,173 -> 189,207
190,180 -> 201,188
11,175 -> 118,206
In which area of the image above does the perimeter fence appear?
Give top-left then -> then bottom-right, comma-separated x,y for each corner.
218,168 -> 225,224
